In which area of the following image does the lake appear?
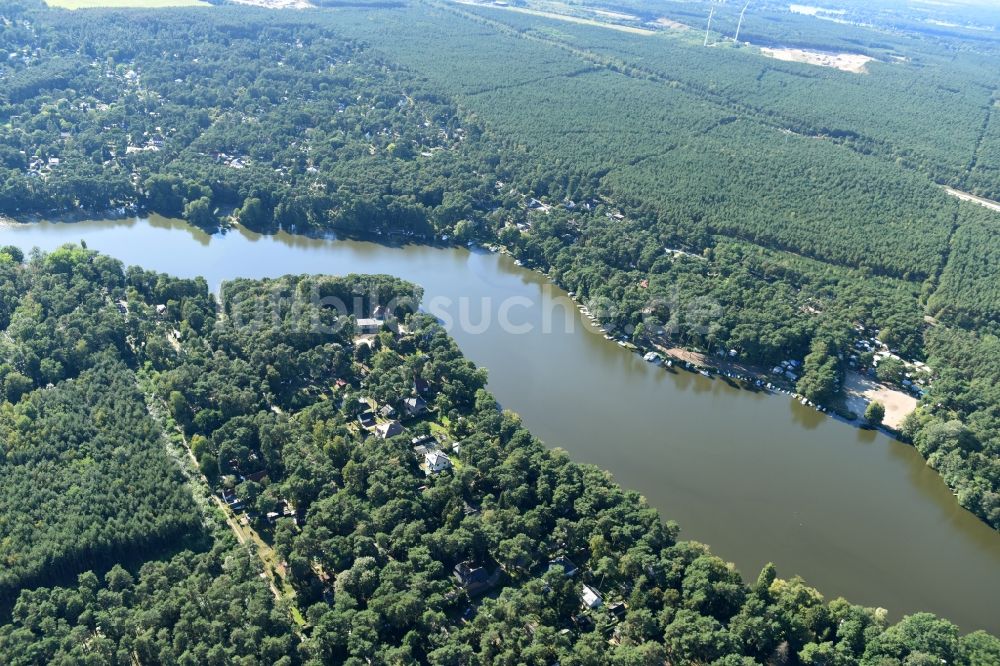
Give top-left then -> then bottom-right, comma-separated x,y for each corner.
3,214 -> 998,633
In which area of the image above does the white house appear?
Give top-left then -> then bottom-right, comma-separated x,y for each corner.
424,450 -> 451,474
581,584 -> 602,609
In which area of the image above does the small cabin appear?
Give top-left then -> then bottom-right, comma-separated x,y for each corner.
581,584 -> 602,609
356,317 -> 384,334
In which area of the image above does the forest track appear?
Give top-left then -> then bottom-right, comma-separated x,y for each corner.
944,186 -> 1000,213
145,380 -> 306,625
962,89 -> 996,186
175,424 -> 291,605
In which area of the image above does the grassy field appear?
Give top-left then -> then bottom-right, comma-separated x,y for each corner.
45,0 -> 208,8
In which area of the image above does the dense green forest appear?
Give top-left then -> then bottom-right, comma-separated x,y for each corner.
0,245 -> 299,664
928,202 -> 1000,327
2,246 -> 996,664
0,540 -> 298,664
0,0 -> 998,527
0,359 -> 198,599
0,244 -> 209,600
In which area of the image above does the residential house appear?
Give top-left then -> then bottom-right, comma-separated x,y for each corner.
572,612 -> 596,632
357,411 -> 376,429
375,420 -> 403,439
424,450 -> 452,474
548,556 -> 578,577
412,434 -> 438,458
454,561 -> 499,596
404,395 -> 428,417
220,489 -> 244,512
266,501 -> 297,525
412,434 -> 437,447
244,469 -> 268,484
581,584 -> 602,609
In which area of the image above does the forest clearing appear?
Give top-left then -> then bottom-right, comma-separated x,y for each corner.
759,46 -> 876,72
44,0 -> 207,7
452,0 -> 657,35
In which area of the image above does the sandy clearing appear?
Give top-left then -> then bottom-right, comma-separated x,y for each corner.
944,187 -> 1000,213
661,346 -> 709,367
453,0 -> 657,35
592,9 -> 638,21
228,0 -> 312,7
789,4 -> 846,17
658,346 -> 763,379
760,46 -> 875,73
45,0 -> 207,7
843,371 -> 917,429
655,16 -> 689,30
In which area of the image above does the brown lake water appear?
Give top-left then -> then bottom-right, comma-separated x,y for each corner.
3,215 -> 998,633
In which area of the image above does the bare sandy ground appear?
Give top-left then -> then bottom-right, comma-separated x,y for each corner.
453,0 -> 657,35
592,9 -> 637,21
655,16 -> 689,30
844,371 -> 917,429
661,346 -> 709,367
760,47 -> 875,73
46,0 -> 206,6
789,4 -> 846,17
659,346 -> 762,378
229,0 -> 312,8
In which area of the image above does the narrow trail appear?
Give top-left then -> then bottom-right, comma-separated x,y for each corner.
963,89 -> 996,186
176,423 -> 298,610
921,201 -> 960,312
